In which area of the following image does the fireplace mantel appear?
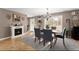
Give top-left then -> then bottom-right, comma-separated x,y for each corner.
10,26 -> 24,38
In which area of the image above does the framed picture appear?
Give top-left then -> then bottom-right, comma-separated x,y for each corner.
12,14 -> 20,22
66,18 -> 70,23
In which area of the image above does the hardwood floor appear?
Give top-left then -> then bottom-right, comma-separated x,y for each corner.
74,39 -> 79,47
0,37 -> 35,51
0,31 -> 79,51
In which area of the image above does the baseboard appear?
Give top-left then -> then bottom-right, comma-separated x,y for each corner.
0,37 -> 11,41
0,33 -> 26,41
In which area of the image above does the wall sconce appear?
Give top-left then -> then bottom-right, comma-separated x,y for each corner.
71,11 -> 76,15
22,17 -> 25,21
6,14 -> 11,20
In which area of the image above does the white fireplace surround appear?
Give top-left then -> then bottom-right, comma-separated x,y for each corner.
11,26 -> 24,38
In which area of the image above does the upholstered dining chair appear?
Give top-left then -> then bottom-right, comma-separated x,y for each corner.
34,28 -> 42,44
53,28 -> 67,48
42,29 -> 53,48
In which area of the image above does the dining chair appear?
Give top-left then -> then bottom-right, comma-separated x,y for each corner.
34,28 -> 42,44
53,28 -> 67,48
43,29 -> 53,48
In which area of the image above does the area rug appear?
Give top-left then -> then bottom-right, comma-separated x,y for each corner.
22,32 -> 79,51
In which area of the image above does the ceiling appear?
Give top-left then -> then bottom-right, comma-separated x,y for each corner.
5,8 -> 78,17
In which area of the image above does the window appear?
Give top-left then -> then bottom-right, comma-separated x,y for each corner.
45,15 -> 63,32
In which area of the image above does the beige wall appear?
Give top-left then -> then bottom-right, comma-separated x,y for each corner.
51,10 -> 79,31
0,9 -> 28,39
62,11 -> 79,30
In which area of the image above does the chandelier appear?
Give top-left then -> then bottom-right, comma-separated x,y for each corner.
46,8 -> 49,20
45,8 -> 51,21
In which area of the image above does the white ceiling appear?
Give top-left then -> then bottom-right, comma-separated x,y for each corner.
5,8 -> 78,17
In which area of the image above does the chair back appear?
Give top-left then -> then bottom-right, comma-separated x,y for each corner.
34,28 -> 41,38
43,29 -> 53,42
62,28 -> 66,38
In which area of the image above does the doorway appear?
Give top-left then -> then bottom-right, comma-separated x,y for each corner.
29,18 -> 35,32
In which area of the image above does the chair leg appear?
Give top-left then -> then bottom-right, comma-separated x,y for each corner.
39,40 -> 41,44
43,40 -> 45,46
53,37 -> 57,48
63,38 -> 67,48
34,37 -> 36,42
38,38 -> 40,44
50,41 -> 53,48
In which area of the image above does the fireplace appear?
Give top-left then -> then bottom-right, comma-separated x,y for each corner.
15,28 -> 22,36
11,26 -> 24,38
